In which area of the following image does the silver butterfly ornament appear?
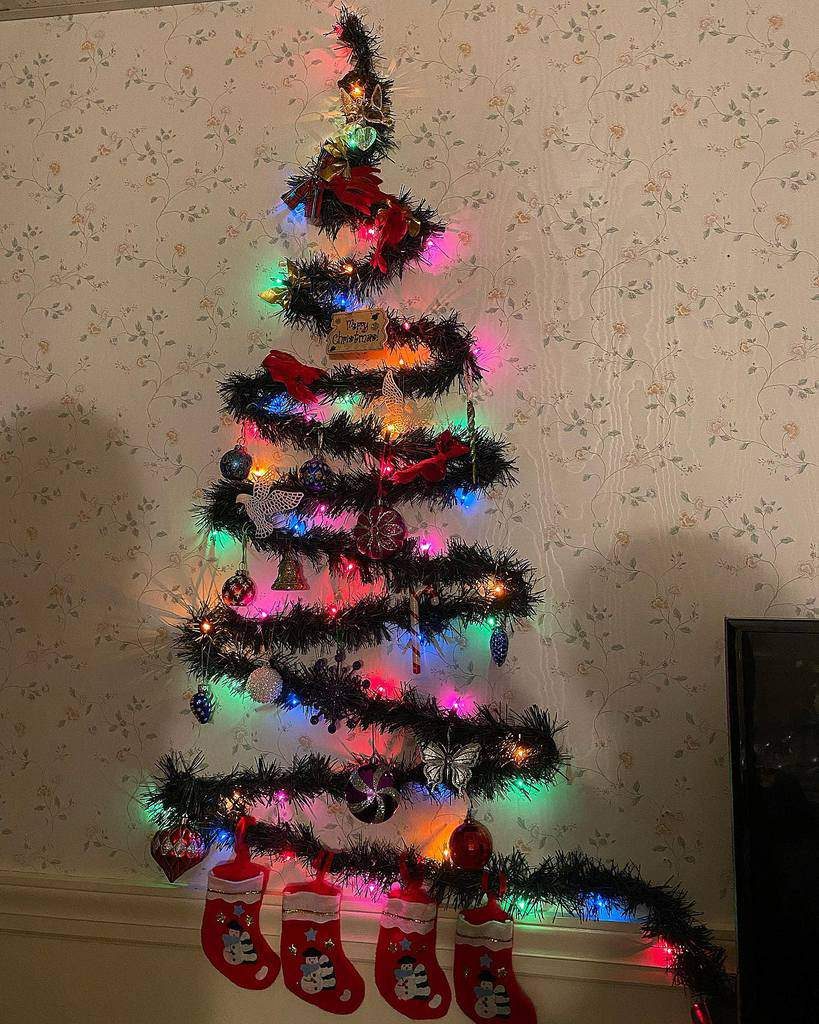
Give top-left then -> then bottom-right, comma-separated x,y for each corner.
420,741 -> 481,795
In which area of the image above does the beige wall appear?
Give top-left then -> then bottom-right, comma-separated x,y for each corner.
1,0 -> 816,1018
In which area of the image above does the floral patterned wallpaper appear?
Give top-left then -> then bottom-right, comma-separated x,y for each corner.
1,0 -> 817,930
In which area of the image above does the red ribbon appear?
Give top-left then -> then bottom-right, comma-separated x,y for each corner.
329,165 -> 387,217
390,430 -> 470,485
370,200 -> 410,273
262,349 -> 323,405
283,162 -> 387,223
282,178 -> 324,221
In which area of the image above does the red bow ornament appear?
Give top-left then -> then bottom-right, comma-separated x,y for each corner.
370,200 -> 418,273
328,164 -> 387,217
390,430 -> 471,485
283,145 -> 387,223
262,350 -> 324,405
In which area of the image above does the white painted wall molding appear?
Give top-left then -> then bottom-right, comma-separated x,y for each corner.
0,870 -> 735,989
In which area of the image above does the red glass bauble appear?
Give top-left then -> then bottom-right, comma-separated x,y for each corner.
448,817 -> 493,871
353,502 -> 407,559
221,569 -> 257,607
150,826 -> 206,882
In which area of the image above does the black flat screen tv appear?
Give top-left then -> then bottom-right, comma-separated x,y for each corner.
725,618 -> 819,1023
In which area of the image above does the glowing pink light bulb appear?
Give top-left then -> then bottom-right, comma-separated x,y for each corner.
275,790 -> 288,803
317,503 -> 328,515
419,539 -> 431,554
401,319 -> 411,332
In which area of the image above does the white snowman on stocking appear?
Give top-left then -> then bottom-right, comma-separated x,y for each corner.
474,970 -> 511,1019
394,955 -> 439,1004
300,946 -> 337,994
222,919 -> 259,966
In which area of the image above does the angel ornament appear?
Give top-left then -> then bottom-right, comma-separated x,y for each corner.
237,482 -> 303,538
372,368 -> 433,436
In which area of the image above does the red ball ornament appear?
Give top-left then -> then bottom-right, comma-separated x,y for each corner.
221,569 -> 257,608
353,502 -> 407,559
447,817 -> 493,871
150,825 -> 206,882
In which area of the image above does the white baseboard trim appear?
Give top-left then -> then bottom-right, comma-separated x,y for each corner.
0,870 -> 735,989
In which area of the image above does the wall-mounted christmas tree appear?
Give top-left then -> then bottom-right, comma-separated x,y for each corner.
147,9 -> 732,1022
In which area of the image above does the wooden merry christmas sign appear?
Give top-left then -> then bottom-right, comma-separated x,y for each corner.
327,308 -> 388,358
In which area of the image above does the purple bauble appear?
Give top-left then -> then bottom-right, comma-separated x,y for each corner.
298,456 -> 334,492
344,762 -> 400,824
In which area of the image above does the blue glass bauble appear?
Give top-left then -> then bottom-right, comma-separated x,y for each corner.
489,625 -> 509,666
220,444 -> 252,482
298,456 -> 334,492
190,684 -> 216,723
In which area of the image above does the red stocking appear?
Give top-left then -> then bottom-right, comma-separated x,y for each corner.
200,817 -> 280,990
280,854 -> 365,1014
453,878 -> 536,1024
374,862 -> 451,1019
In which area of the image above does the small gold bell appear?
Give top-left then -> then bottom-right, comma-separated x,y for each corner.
272,549 -> 309,591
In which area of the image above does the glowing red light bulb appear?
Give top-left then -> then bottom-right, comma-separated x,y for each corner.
402,320 -> 411,332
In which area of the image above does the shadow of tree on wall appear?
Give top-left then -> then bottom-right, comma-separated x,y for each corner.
0,401 -> 191,876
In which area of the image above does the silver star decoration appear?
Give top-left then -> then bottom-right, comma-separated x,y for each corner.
245,914 -> 254,926
497,967 -> 507,977
325,938 -> 335,950
289,944 -> 297,955
216,912 -> 226,924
